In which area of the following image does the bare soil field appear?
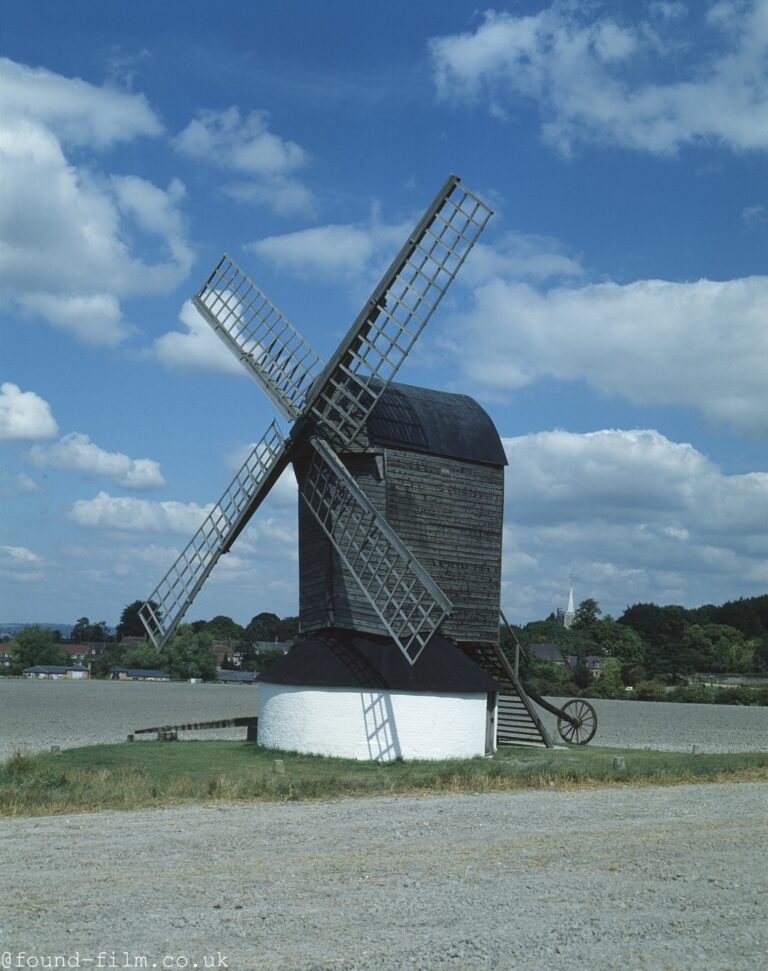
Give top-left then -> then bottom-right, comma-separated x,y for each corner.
2,679 -> 766,761
2,782 -> 766,970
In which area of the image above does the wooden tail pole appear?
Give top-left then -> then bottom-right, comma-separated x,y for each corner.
500,608 -> 521,679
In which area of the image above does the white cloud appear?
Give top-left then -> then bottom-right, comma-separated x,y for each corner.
450,274 -> 768,436
151,300 -> 245,374
499,427 -> 768,619
430,2 -> 768,155
0,59 -> 193,346
462,232 -> 583,285
0,57 -> 161,147
0,544 -> 43,565
15,472 -> 41,495
0,383 -> 58,441
246,210 -> 417,281
0,544 -> 44,584
18,294 -> 129,347
174,107 -> 314,216
70,491 -> 211,533
248,211 -> 580,290
742,203 -> 766,226
27,432 -> 165,490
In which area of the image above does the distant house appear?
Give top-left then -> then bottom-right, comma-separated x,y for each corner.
566,655 -> 604,679
252,640 -> 291,654
62,644 -> 89,663
24,664 -> 89,680
0,647 -> 12,668
211,641 -> 239,668
119,635 -> 147,650
110,667 -> 170,682
218,669 -> 259,684
528,643 -> 566,664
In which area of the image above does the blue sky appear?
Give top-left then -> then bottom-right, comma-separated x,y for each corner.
1,0 -> 766,628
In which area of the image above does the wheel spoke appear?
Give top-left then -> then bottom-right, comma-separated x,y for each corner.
557,699 -> 598,745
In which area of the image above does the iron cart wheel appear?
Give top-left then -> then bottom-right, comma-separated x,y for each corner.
557,699 -> 598,745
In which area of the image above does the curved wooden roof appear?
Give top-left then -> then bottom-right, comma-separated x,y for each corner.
363,382 -> 507,466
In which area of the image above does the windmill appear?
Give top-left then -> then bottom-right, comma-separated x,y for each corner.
139,174 -> 560,759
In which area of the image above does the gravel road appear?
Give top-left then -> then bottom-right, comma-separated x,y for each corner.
2,783 -> 766,970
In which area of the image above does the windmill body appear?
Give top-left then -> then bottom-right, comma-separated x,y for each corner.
261,382 -> 507,760
139,175 -> 549,760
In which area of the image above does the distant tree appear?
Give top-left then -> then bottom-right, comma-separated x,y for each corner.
117,600 -> 156,641
70,617 -> 109,643
599,658 -> 624,696
711,597 -> 766,638
634,680 -> 667,701
123,643 -> 162,670
620,661 -> 646,687
161,626 -> 217,681
573,655 -> 591,690
572,599 -> 601,630
587,617 -> 646,665
90,643 -> 129,678
190,620 -> 208,634
10,626 -> 68,673
618,603 -> 666,643
703,624 -> 755,673
204,615 -> 244,641
243,612 -> 282,643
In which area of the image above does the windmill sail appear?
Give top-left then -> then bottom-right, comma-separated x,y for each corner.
194,255 -> 325,422
140,422 -> 290,650
307,175 -> 492,448
300,436 -> 452,664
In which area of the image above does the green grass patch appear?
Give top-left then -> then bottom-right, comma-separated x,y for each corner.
2,741 -> 766,817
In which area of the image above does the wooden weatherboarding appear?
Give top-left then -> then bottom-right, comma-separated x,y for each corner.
139,174 -> 596,753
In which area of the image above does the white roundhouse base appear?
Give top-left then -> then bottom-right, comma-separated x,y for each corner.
258,682 -> 494,761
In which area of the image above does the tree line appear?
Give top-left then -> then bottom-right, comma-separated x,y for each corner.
506,594 -> 768,702
2,601 -> 299,681
5,593 -> 767,692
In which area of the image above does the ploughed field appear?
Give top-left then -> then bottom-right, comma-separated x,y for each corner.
0,678 -> 260,760
1,678 -> 766,760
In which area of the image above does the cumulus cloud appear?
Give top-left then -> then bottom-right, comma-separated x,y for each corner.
27,432 -> 166,490
742,204 -> 766,226
449,274 -> 768,436
0,59 -> 193,346
247,215 -> 412,281
0,544 -> 44,583
0,57 -> 161,147
0,383 -> 58,441
499,428 -> 768,618
151,300 -> 246,374
70,491 -> 211,533
430,2 -> 768,155
462,232 -> 583,285
0,544 -> 43,565
174,107 -> 314,216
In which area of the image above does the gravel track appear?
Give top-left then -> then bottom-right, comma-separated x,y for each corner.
2,783 -> 766,970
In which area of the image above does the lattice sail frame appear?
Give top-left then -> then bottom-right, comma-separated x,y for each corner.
307,175 -> 492,448
140,174 -> 492,661
139,422 -> 289,649
194,257 -> 325,422
301,437 -> 452,664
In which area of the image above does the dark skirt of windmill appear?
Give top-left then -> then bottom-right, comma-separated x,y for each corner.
295,381 -> 507,645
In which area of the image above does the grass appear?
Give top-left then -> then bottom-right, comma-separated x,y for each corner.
2,740 -> 767,817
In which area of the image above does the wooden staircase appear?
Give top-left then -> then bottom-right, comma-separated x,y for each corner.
461,641 -> 553,748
